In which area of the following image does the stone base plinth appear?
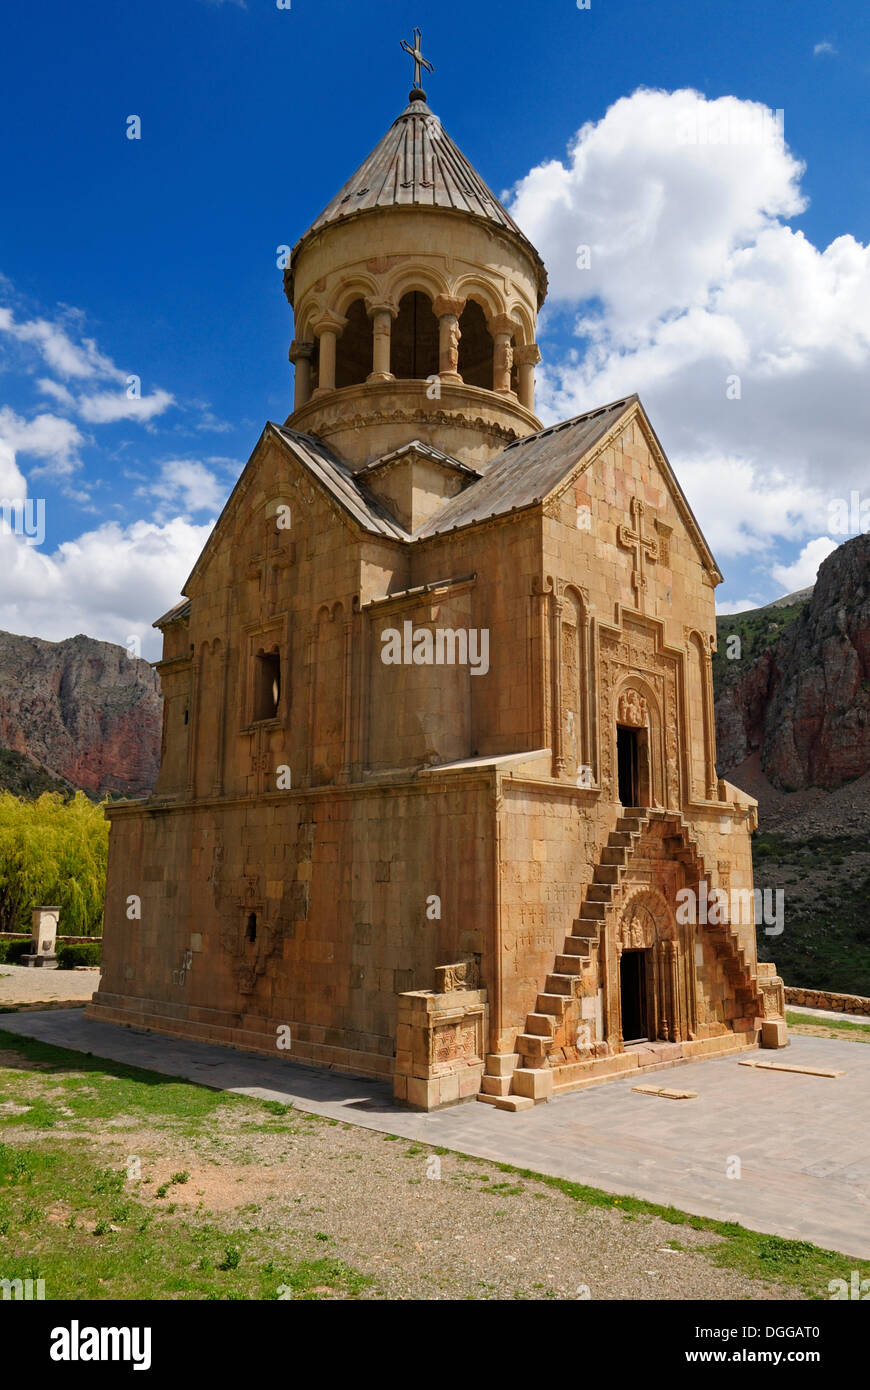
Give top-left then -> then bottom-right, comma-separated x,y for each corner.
22,954 -> 58,969
86,992 -> 393,1080
393,986 -> 488,1111
760,1018 -> 789,1049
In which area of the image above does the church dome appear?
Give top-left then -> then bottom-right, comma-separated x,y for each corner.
288,95 -> 547,307
284,52 -> 548,472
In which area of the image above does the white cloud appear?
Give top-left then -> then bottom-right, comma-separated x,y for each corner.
771,536 -> 838,591
1,301 -> 175,428
0,407 -> 84,476
507,88 -> 870,591
0,307 -> 118,380
813,41 -> 838,57
37,378 -> 76,409
77,387 -> 175,424
0,516 -> 214,660
141,459 -> 229,520
716,599 -> 759,615
0,439 -> 28,500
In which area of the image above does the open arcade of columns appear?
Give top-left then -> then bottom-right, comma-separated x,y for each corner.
289,299 -> 542,412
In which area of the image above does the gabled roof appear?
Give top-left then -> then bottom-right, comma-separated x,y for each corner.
356,439 -> 482,481
178,395 -> 721,603
154,598 -> 191,630
292,97 -> 547,303
411,394 -> 722,580
182,423 -> 409,594
413,397 -> 635,538
269,426 -> 409,540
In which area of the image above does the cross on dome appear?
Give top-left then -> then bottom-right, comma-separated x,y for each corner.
400,26 -> 433,100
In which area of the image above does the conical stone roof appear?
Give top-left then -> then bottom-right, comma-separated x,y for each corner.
292,95 -> 547,303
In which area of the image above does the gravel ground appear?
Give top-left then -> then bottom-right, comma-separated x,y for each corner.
13,1096 -> 804,1302
0,966 -> 100,1007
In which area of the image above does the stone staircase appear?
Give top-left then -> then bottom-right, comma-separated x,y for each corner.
478,807 -> 763,1110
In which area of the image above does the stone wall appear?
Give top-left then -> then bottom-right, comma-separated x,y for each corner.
784,986 -> 870,1017
91,774 -> 496,1076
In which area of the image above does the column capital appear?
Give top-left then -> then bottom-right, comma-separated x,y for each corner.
288,340 -> 315,364
514,343 -> 542,367
365,298 -> 399,320
488,313 -> 519,338
311,310 -> 347,337
432,295 -> 466,319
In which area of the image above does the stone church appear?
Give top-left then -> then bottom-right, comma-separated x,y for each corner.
89,46 -> 786,1109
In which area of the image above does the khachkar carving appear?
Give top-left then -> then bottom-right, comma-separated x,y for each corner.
618,497 -> 658,611
617,889 -> 675,952
434,957 -> 479,992
431,1018 -> 480,1065
756,962 -> 786,1019
617,689 -> 647,727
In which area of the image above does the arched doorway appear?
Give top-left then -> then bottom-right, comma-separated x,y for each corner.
615,688 -> 651,807
613,889 -> 690,1046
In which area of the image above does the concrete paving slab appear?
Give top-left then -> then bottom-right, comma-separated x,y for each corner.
1,1008 -> 869,1259
0,965 -> 101,1006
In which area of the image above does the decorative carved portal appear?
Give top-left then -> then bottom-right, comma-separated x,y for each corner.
616,687 -> 651,806
608,889 -> 694,1050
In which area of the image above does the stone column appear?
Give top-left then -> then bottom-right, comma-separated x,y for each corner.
514,344 -> 541,412
288,340 -> 314,411
433,295 -> 465,385
311,312 -> 346,398
489,315 -> 517,395
365,299 -> 397,382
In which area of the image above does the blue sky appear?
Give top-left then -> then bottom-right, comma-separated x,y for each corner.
1,0 -> 868,656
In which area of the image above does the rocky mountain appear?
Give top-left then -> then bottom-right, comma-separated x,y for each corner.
0,630 -> 162,797
713,535 -> 870,995
714,534 -> 870,791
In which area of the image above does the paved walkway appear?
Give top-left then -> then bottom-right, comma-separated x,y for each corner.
0,965 -> 101,1006
1,1009 -> 868,1259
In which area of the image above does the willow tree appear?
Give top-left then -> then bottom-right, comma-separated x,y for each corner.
0,792 -> 109,935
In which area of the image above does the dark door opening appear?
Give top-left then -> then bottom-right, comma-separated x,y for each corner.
617,725 -> 640,806
620,949 -> 649,1043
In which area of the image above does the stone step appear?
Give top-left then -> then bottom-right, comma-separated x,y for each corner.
479,1073 -> 512,1097
586,885 -> 613,903
511,1067 -> 554,1103
484,1052 -> 519,1077
608,831 -> 633,848
593,864 -> 620,885
562,936 -> 589,955
515,1033 -> 549,1059
526,1012 -> 557,1037
544,974 -> 574,997
601,846 -> 628,866
579,902 -> 606,920
616,817 -> 644,833
572,919 -> 600,939
476,1092 -> 535,1112
554,954 -> 583,975
537,992 -> 568,1017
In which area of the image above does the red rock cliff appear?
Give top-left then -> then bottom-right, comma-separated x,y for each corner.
0,630 -> 161,796
715,534 -> 870,790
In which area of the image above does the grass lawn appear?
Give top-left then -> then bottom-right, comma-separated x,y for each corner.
785,1011 -> 870,1043
0,1028 -> 867,1301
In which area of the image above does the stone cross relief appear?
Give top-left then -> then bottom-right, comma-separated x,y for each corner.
618,496 -> 659,610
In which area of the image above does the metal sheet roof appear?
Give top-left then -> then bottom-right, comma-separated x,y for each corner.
413,397 -> 636,538
293,98 -> 547,300
271,425 -> 409,540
